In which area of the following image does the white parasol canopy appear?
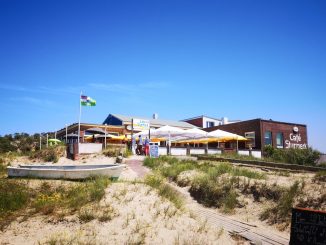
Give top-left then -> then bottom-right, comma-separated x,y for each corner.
207,129 -> 247,141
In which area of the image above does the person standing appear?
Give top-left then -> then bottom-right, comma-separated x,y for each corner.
144,137 -> 150,156
138,135 -> 143,155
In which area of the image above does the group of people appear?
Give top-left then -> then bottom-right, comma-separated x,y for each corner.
131,135 -> 150,156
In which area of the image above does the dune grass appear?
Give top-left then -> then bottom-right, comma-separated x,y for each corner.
0,176 -> 111,230
33,176 -> 111,214
260,181 -> 303,226
0,179 -> 30,215
144,174 -> 183,209
144,156 -> 266,213
30,145 -> 66,163
144,156 -> 266,180
314,170 -> 326,182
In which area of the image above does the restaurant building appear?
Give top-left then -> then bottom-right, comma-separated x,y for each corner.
205,118 -> 308,151
182,115 -> 240,128
103,114 -> 194,130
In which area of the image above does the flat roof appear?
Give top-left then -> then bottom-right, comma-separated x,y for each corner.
108,114 -> 195,129
205,118 -> 306,131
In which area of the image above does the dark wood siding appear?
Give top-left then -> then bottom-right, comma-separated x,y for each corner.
184,118 -> 204,128
206,119 -> 262,150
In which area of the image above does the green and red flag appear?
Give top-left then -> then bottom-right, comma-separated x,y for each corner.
80,95 -> 96,106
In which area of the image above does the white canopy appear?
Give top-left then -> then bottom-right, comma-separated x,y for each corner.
133,126 -> 209,143
171,127 -> 208,142
207,129 -> 247,141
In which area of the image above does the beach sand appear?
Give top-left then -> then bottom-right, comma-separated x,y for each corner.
1,154 -> 238,244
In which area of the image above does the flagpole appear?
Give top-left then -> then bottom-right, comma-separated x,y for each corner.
78,91 -> 82,144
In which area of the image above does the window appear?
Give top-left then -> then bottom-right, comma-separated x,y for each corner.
276,132 -> 284,148
245,132 -> 255,148
206,121 -> 215,128
264,131 -> 272,146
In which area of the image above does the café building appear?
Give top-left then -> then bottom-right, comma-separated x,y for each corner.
205,118 -> 308,152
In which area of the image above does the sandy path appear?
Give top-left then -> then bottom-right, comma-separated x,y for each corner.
124,156 -> 149,178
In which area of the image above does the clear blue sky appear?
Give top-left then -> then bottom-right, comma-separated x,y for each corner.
0,0 -> 325,152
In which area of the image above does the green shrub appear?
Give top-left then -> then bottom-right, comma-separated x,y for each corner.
232,167 -> 266,179
0,179 -> 30,215
222,190 -> 238,213
30,145 -> 65,163
143,156 -> 180,169
260,181 -> 302,225
189,175 -> 237,210
160,161 -> 196,181
0,179 -> 32,230
263,146 -> 321,166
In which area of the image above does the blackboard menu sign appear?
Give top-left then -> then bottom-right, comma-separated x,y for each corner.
290,207 -> 326,245
149,145 -> 159,158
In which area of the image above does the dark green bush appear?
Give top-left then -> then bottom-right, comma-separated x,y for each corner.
263,145 -> 321,166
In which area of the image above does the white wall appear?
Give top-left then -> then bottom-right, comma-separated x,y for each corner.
171,148 -> 187,156
251,151 -> 262,158
203,117 -> 221,128
79,143 -> 102,154
238,150 -> 250,156
208,149 -> 222,155
238,150 -> 261,158
190,148 -> 206,155
159,147 -> 167,155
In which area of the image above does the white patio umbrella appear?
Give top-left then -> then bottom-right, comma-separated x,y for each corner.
172,127 -> 208,142
151,125 -> 185,142
134,125 -> 186,142
207,129 -> 246,140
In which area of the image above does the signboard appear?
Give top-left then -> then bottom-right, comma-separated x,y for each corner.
149,144 -> 159,158
285,127 -> 307,149
132,118 -> 150,131
290,207 -> 326,245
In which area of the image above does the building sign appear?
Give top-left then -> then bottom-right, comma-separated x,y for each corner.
132,118 -> 150,131
285,127 -> 307,149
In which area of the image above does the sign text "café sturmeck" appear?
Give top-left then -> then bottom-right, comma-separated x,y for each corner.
285,127 -> 307,149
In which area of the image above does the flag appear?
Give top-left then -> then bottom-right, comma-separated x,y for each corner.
81,95 -> 96,106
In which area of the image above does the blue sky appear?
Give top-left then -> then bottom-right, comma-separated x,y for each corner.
0,0 -> 325,152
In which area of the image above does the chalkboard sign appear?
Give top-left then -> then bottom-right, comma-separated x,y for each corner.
149,144 -> 159,158
290,207 -> 326,245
